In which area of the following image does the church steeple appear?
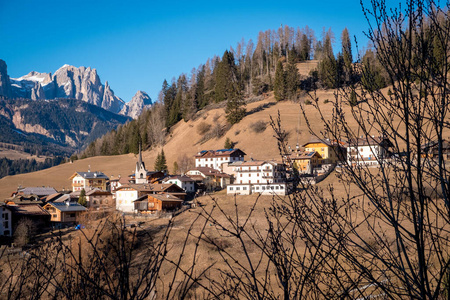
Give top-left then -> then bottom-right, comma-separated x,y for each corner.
135,143 -> 148,184
138,143 -> 143,167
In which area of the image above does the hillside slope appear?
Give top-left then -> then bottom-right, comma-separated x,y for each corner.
0,89 -> 339,199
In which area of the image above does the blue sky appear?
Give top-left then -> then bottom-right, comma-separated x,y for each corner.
0,0 -> 386,102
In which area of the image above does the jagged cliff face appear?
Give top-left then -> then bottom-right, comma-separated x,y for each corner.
0,61 -> 150,117
0,59 -> 11,98
120,90 -> 152,119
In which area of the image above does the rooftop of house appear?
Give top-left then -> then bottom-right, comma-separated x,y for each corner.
291,151 -> 321,160
151,193 -> 183,202
163,175 -> 195,182
116,183 -> 186,194
70,171 -> 109,180
346,136 -> 393,147
188,167 -> 231,178
8,204 -> 50,216
302,137 -> 344,147
17,186 -> 57,197
194,148 -> 246,158
85,188 -> 112,196
46,202 -> 87,212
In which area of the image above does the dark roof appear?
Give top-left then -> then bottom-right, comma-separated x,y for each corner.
85,188 -> 112,196
195,148 -> 246,158
163,175 -> 195,182
134,193 -> 182,202
18,187 -> 57,197
52,194 -> 71,203
151,193 -> 183,202
8,204 -> 50,216
71,171 -> 109,180
291,151 -> 322,160
346,136 -> 393,147
302,137 -> 344,147
47,202 -> 87,212
116,183 -> 186,194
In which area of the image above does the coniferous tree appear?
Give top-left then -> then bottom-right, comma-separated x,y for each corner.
154,149 -> 168,173
341,28 -> 353,83
317,30 -> 338,89
274,60 -> 286,101
196,65 -> 207,109
78,189 -> 87,207
215,50 -> 241,103
225,96 -> 246,125
300,34 -> 310,61
285,62 -> 299,100
224,137 -> 234,149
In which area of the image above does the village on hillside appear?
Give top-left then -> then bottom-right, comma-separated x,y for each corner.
0,135 -> 446,243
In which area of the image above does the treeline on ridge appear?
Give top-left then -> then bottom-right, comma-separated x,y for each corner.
77,24 -> 392,159
0,156 -> 65,179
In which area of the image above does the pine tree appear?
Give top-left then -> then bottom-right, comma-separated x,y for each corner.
285,62 -> 299,99
341,28 -> 353,83
224,137 -> 234,149
274,60 -> 286,101
215,50 -> 241,103
225,96 -> 246,125
78,189 -> 87,207
154,149 -> 168,173
300,34 -> 310,61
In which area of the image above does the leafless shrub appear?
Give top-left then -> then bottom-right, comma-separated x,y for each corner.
197,121 -> 211,136
249,120 -> 267,133
13,218 -> 36,247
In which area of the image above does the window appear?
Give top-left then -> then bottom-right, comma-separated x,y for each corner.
70,213 -> 76,218
4,230 -> 9,236
148,202 -> 155,207
236,187 -> 240,190
230,187 -> 234,190
243,187 -> 247,190
262,186 -> 265,190
53,214 -> 57,218
3,221 -> 8,229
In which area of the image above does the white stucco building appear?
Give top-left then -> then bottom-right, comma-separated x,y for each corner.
227,161 -> 290,195
195,149 -> 246,171
346,136 -> 393,166
163,175 -> 196,193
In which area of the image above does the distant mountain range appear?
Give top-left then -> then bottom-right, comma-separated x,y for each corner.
0,97 -> 131,156
0,59 -> 152,118
0,59 -> 152,157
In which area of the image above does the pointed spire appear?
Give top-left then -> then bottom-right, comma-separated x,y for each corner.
138,143 -> 143,166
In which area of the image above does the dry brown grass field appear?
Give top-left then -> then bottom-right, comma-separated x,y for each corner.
0,85 -> 341,199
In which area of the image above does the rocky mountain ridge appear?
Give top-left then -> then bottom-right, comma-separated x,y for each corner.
0,97 -> 131,156
0,60 -> 152,118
